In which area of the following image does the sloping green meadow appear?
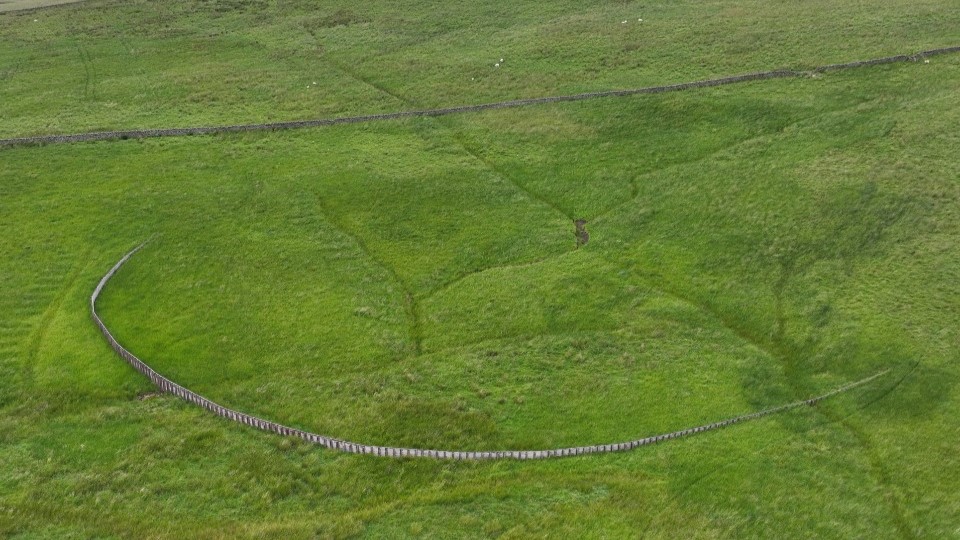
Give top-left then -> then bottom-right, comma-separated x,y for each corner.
1,1 -> 959,538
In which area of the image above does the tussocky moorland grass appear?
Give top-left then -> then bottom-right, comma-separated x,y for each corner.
1,0 -> 959,538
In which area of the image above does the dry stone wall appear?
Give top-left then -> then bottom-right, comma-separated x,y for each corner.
92,244 -> 890,459
4,46 -> 959,148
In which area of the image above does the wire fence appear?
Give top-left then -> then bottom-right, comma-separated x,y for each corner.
91,244 -> 890,459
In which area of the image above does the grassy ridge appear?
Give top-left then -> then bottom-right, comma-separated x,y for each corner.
1,0 -> 959,537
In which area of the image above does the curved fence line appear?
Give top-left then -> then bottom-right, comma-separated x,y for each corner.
6,45 -> 959,148
92,244 -> 890,459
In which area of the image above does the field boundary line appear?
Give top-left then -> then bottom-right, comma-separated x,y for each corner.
4,45 -> 959,147
91,244 -> 890,460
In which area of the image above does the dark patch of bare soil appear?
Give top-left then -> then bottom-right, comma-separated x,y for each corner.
575,219 -> 589,247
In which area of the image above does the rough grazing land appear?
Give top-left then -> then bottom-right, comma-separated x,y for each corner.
2,0 -> 959,538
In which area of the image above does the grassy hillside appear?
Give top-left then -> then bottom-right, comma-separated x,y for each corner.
1,0 -> 958,538
2,0 -> 959,138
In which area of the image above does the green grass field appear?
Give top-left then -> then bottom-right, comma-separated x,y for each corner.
1,0 -> 959,537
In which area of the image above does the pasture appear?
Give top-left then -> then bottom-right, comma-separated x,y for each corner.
1,0 -> 958,537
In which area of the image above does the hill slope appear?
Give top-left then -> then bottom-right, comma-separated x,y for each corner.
1,1 -> 958,537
